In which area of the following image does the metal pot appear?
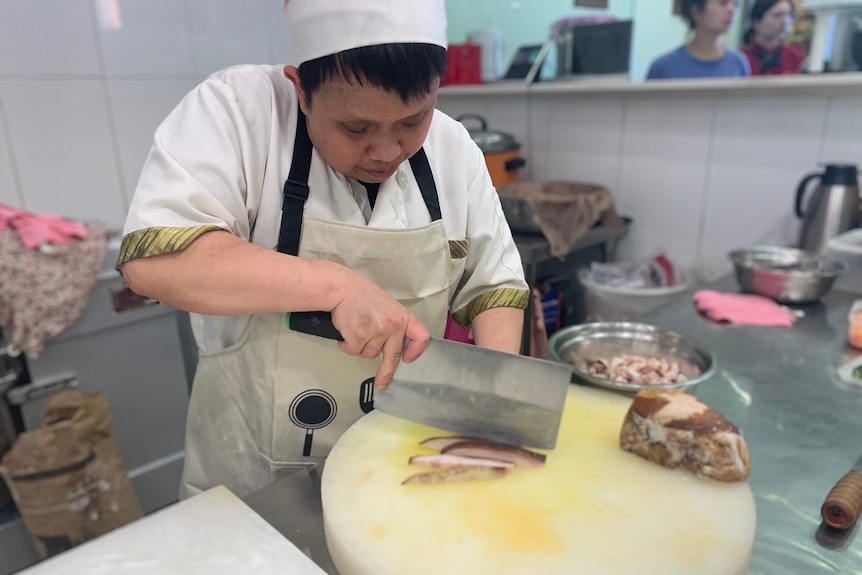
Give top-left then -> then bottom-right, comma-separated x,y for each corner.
794,163 -> 861,253
547,322 -> 717,396
497,196 -> 542,234
457,114 -> 526,187
728,246 -> 848,304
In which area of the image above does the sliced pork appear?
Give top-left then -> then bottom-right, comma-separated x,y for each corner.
586,355 -> 693,384
440,441 -> 546,468
408,453 -> 516,470
401,466 -> 510,485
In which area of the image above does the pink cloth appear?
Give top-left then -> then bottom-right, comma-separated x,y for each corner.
693,290 -> 797,328
529,287 -> 549,358
444,313 -> 474,345
0,204 -> 88,250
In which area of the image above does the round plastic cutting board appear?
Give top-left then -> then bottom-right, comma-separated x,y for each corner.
322,385 -> 756,575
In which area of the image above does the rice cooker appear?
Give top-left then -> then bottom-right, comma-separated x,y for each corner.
457,114 -> 526,187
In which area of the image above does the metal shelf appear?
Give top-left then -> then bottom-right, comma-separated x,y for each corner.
514,218 -> 632,356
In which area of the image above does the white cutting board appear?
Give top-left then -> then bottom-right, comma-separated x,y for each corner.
323,385 -> 756,575
19,486 -> 327,575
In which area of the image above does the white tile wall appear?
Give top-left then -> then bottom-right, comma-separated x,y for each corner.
0,0 -> 300,230
616,97 -> 715,265
0,102 -> 21,207
486,97 -> 531,176
439,90 -> 862,269
0,80 -> 126,227
188,0 -> 271,75
97,0 -> 196,76
265,0 -> 296,65
436,97 -> 491,126
701,96 -> 828,257
0,0 -> 101,76
530,95 -> 623,189
437,97 -> 531,176
107,79 -> 199,207
821,96 -> 862,166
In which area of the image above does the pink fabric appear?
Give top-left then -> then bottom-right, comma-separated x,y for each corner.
444,313 -> 474,345
693,290 -> 796,328
444,292 -> 550,358
529,287 -> 549,358
0,204 -> 88,250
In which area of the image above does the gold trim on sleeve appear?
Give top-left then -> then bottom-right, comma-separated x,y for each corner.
451,288 -> 530,328
117,225 -> 223,267
448,239 -> 469,259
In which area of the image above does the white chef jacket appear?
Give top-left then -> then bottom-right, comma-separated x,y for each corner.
121,65 -> 528,354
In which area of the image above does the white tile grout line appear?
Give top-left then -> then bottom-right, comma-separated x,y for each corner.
87,0 -> 130,218
183,0 -> 201,77
816,96 -> 834,165
525,87 -> 535,182
265,0 -> 278,65
694,96 -> 719,262
0,99 -> 27,209
614,96 -> 628,204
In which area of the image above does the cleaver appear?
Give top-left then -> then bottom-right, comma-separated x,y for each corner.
287,311 -> 572,449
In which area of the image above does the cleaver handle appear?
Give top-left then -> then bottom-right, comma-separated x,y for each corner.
286,311 -> 344,341
821,470 -> 862,529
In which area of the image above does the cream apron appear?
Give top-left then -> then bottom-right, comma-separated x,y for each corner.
180,113 -> 453,498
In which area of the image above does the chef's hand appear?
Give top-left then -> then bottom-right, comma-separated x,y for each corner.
330,278 -> 430,390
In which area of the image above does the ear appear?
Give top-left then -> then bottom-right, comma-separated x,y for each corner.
283,65 -> 310,115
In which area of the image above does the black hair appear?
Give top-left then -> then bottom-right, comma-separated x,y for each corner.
679,0 -> 709,30
744,0 -> 795,43
297,43 -> 447,108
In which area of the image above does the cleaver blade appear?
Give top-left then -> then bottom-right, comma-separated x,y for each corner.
374,337 -> 572,450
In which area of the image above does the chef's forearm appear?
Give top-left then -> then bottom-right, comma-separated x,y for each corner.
121,230 -> 349,315
470,307 -> 524,355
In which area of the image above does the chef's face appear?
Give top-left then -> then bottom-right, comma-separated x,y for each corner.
692,0 -> 739,35
285,66 -> 438,184
753,1 -> 794,43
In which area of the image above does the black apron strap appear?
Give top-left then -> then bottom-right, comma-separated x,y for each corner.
277,112 -> 442,256
277,112 -> 313,256
409,148 -> 442,222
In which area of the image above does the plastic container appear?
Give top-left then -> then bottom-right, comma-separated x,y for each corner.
578,269 -> 692,322
850,300 -> 862,350
837,355 -> 862,389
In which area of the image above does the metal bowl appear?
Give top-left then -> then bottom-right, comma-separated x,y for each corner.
498,196 -> 542,234
728,246 -> 848,304
547,322 -> 717,395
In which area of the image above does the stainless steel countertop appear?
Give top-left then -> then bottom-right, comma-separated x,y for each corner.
637,276 -> 862,575
244,466 -> 339,575
244,274 -> 862,575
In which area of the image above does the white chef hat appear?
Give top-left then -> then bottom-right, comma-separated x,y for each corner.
285,0 -> 448,64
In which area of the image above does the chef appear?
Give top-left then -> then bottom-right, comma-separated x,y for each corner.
118,0 -> 530,499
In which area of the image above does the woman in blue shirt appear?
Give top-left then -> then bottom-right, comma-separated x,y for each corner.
647,0 -> 751,80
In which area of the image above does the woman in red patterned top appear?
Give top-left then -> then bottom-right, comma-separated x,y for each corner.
741,0 -> 805,75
